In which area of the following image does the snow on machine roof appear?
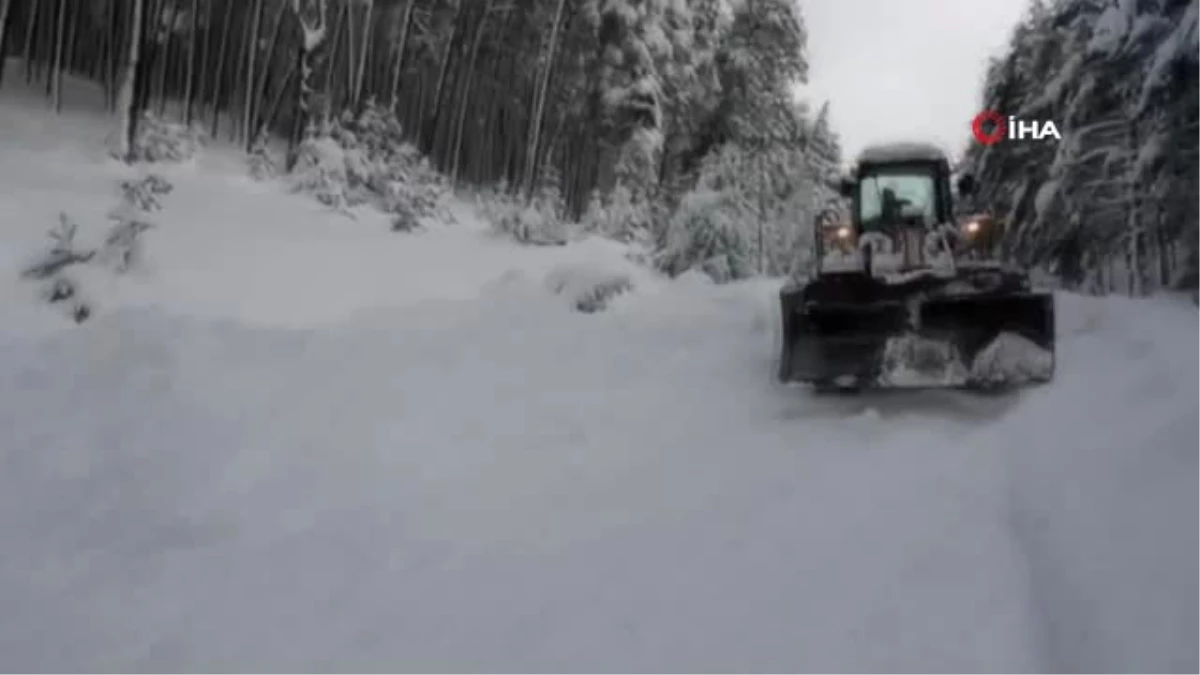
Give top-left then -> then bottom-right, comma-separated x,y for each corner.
856,142 -> 947,165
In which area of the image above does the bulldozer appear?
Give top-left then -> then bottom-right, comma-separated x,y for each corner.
778,142 -> 1055,391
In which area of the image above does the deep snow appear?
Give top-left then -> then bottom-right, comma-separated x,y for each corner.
0,71 -> 1196,672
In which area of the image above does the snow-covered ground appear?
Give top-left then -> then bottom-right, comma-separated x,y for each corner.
0,76 -> 1196,672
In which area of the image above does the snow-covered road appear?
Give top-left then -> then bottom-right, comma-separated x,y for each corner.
0,81 -> 1195,671
2,279 -> 1195,671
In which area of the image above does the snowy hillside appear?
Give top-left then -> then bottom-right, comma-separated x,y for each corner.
0,89 -> 1196,671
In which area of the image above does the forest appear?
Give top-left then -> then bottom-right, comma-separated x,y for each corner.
961,0 -> 1198,296
0,0 -> 1194,293
0,0 -> 843,283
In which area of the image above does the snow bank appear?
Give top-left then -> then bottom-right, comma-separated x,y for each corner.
543,263 -> 634,313
968,332 -> 1054,385
0,122 -> 652,335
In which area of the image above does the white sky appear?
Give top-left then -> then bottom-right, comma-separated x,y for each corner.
796,0 -> 1032,166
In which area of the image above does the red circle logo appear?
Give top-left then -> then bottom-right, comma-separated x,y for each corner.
972,110 -> 1006,145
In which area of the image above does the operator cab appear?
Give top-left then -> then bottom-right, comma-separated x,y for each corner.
823,142 -> 982,273
838,142 -> 965,230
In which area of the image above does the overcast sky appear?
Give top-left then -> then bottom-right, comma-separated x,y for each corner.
797,0 -> 1032,165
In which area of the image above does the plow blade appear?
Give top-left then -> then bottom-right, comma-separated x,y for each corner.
779,286 -> 1055,390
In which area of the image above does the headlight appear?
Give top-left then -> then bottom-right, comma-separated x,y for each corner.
823,225 -> 855,253
963,220 -> 982,235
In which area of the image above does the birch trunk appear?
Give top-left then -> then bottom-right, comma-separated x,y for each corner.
342,0 -> 354,112
115,0 -> 146,161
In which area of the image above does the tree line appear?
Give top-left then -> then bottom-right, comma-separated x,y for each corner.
0,0 -> 844,282
961,0 -> 1199,295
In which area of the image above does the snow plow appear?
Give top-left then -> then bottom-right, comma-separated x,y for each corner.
779,142 -> 1055,391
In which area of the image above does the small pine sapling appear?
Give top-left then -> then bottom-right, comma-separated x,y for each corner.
248,131 -> 277,181
130,111 -> 207,163
117,174 -> 174,212
21,213 -> 96,279
100,216 -> 155,273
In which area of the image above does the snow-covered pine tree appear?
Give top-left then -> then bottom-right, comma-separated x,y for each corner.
962,0 -> 1197,295
660,142 -> 757,282
287,0 -> 329,170
581,0 -> 679,241
656,0 -> 818,280
717,0 -> 807,145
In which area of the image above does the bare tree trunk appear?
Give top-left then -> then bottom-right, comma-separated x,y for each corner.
133,0 -> 159,115
251,0 -> 289,141
50,0 -> 67,110
103,0 -> 117,109
182,0 -> 199,124
116,0 -> 146,161
497,38 -> 520,185
0,0 -> 14,88
42,0 -> 56,95
422,0 -> 464,153
153,0 -> 171,115
260,60 -> 295,137
86,6 -> 105,81
288,0 -> 328,169
23,0 -> 41,84
59,0 -> 81,109
319,0 -> 344,120
209,0 -> 234,136
387,0 -> 414,110
522,0 -> 565,199
478,79 -> 500,183
351,0 -> 372,111
287,31 -> 304,162
450,0 -> 492,186
1156,207 -> 1170,288
222,0 -> 254,140
341,0 -> 353,113
197,0 -> 217,119
406,69 -> 424,132
1127,122 -> 1142,297
242,0 -> 264,149
474,7 -> 514,184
